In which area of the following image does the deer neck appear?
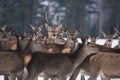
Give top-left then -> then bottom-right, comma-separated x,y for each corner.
74,47 -> 88,68
64,38 -> 76,48
104,40 -> 112,48
69,44 -> 88,70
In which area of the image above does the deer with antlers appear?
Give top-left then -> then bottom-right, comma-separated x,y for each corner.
44,13 -> 66,45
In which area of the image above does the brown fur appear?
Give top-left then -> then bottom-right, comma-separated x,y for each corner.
24,54 -> 32,66
61,48 -> 71,54
25,39 -> 101,80
69,36 -> 98,80
88,52 -> 120,80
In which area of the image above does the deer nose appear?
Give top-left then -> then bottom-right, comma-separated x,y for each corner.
53,34 -> 56,37
108,39 -> 111,42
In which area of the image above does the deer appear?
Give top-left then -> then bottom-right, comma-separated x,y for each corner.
69,29 -> 118,80
23,36 -> 103,80
84,28 -> 120,80
61,28 -> 80,54
88,50 -> 120,80
0,31 -> 38,80
44,23 -> 65,45
0,25 -> 18,80
69,36 -> 98,80
101,30 -> 117,48
0,26 -> 17,50
44,13 -> 65,45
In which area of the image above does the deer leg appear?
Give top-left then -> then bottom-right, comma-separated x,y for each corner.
9,72 -> 16,80
25,73 -> 38,80
51,78 -> 58,80
4,75 -> 9,80
100,75 -> 110,80
25,70 -> 40,80
81,74 -> 85,80
44,77 -> 49,80
88,65 -> 99,80
58,73 -> 66,80
59,77 -> 66,80
69,66 -> 80,80
88,69 -> 99,80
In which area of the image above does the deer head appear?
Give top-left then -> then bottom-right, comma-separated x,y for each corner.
0,25 -> 17,51
61,28 -> 81,54
89,36 -> 98,44
64,28 -> 80,48
45,23 -> 65,44
45,23 -> 63,39
101,31 -> 117,48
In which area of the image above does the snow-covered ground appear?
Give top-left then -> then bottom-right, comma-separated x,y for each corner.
0,39 -> 119,80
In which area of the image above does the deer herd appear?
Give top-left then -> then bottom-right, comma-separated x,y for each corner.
0,22 -> 120,80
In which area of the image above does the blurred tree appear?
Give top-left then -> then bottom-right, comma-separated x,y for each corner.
115,0 -> 120,29
0,0 -> 4,26
98,0 -> 120,37
0,0 -> 120,37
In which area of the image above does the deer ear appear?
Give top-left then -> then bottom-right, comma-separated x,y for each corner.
74,28 -> 81,37
30,24 -> 35,31
114,27 -> 120,35
62,26 -> 68,32
77,27 -> 81,32
75,27 -> 81,35
8,27 -> 14,35
113,33 -> 117,38
87,35 -> 91,42
95,36 -> 99,41
101,31 -> 107,37
57,24 -> 63,31
38,25 -> 43,32
81,36 -> 88,45
24,32 -> 29,38
1,25 -> 6,31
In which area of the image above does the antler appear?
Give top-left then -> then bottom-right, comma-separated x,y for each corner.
30,24 -> 35,31
45,12 -> 49,24
57,15 -> 60,26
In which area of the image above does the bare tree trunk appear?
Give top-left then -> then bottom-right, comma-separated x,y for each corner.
24,0 -> 33,34
98,0 -> 103,37
0,0 -> 4,26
